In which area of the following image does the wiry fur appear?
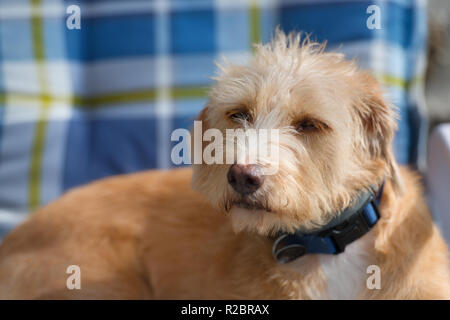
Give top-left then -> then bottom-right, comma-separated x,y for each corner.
0,31 -> 449,299
193,31 -> 402,235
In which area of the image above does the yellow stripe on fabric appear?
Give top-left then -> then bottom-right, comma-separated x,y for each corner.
375,74 -> 424,90
0,72 -> 423,110
31,0 -> 45,62
169,86 -> 207,100
249,0 -> 260,50
0,86 -> 208,109
29,0 -> 50,211
0,72 -> 423,112
0,91 -> 5,106
28,106 -> 50,211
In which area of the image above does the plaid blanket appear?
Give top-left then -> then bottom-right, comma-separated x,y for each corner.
0,0 -> 428,238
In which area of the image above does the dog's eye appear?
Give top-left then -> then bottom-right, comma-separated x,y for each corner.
227,110 -> 252,123
295,119 -> 328,133
296,120 -> 317,132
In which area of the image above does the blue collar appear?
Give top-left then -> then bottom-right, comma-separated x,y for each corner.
272,183 -> 384,264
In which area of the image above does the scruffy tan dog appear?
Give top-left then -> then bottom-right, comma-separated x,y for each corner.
0,32 -> 449,299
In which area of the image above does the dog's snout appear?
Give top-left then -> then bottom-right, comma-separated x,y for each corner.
227,164 -> 264,195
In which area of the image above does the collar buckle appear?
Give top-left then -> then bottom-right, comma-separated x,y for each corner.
272,188 -> 382,264
322,197 -> 380,254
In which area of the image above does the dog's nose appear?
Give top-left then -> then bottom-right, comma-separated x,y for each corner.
227,164 -> 264,195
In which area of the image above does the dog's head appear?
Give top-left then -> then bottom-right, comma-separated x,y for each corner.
191,31 -> 403,236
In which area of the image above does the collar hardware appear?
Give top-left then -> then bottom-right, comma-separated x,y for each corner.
320,197 -> 380,254
272,184 -> 384,264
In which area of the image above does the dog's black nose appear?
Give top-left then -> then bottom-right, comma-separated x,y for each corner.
227,164 -> 264,195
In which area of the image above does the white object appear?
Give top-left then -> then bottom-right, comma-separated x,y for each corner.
427,123 -> 450,245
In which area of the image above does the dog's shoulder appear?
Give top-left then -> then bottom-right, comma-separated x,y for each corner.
368,165 -> 450,298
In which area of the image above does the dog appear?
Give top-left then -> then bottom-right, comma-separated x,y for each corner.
0,31 -> 449,299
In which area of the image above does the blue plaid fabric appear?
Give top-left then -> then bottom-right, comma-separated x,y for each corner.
0,0 -> 428,238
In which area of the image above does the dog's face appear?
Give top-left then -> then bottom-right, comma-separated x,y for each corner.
192,32 -> 403,236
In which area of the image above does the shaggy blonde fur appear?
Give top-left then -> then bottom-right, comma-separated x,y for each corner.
0,31 -> 449,299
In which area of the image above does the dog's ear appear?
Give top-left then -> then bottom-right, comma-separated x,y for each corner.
354,72 -> 404,196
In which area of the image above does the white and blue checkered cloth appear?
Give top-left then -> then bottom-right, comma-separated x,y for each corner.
0,0 -> 428,238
